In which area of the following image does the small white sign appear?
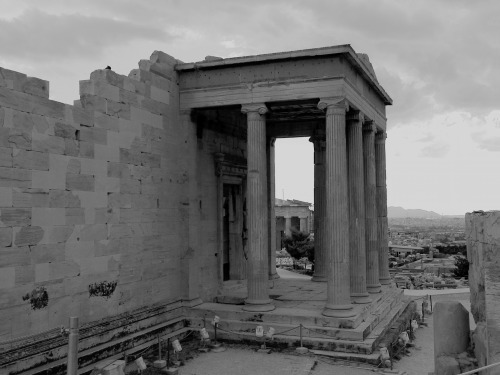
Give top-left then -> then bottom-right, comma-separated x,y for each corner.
255,326 -> 264,337
200,327 -> 210,339
172,339 -> 182,352
266,327 -> 275,339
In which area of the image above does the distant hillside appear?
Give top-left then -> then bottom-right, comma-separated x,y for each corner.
388,206 -> 442,218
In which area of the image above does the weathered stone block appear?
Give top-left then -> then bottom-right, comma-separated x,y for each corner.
0,167 -> 31,188
75,191 -> 107,208
32,170 -> 64,190
30,243 -> 65,264
49,189 -> 81,207
14,226 -> 44,246
0,247 -> 30,267
31,208 -> 66,226
13,188 -> 49,207
0,267 -> 15,289
90,69 -> 125,88
0,147 -> 12,167
79,141 -> 95,158
77,224 -> 108,241
0,86 -> 66,120
79,127 -> 107,145
32,134 -> 66,155
80,94 -> 131,119
70,105 -> 94,127
95,112 -> 119,131
0,187 -> 13,206
13,149 -> 50,171
0,227 -> 12,246
120,177 -> 140,194
22,77 -> 49,98
0,67 -> 27,91
66,174 -> 95,191
435,355 -> 461,375
8,129 -> 31,149
65,240 -> 95,260
66,208 -> 85,225
0,208 -> 31,226
67,159 -> 81,174
54,122 -> 79,139
119,148 -> 141,166
15,265 -> 35,285
47,225 -> 75,244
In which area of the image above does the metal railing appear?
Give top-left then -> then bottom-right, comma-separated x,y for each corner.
458,361 -> 500,375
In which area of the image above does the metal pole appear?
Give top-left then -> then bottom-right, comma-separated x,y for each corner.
167,338 -> 170,368
430,295 -> 433,312
299,324 -> 303,348
158,334 -> 161,360
67,317 -> 79,375
214,323 -> 218,343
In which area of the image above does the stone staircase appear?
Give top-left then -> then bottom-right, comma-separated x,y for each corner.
187,287 -> 410,363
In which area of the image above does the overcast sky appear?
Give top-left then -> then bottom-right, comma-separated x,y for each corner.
1,0 -> 499,215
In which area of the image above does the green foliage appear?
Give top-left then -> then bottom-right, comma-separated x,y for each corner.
453,256 -> 469,279
282,228 -> 314,263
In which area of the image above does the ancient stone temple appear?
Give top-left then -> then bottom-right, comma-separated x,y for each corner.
0,45 -> 404,373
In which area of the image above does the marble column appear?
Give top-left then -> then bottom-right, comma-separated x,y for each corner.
310,136 -> 327,282
299,217 -> 307,232
241,103 -> 274,312
363,122 -> 381,294
284,216 -> 292,236
319,98 -> 355,317
376,131 -> 391,285
267,138 -> 279,280
346,111 -> 371,303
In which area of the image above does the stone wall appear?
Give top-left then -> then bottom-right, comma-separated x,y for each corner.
0,51 -> 189,344
466,211 -> 500,373
195,128 -> 247,299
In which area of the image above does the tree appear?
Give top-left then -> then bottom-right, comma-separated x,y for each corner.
452,255 -> 469,279
282,228 -> 314,265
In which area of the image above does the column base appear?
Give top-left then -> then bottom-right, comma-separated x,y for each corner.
367,284 -> 382,294
322,303 -> 356,317
268,272 -> 280,280
311,274 -> 327,282
379,277 -> 392,285
351,293 -> 372,304
243,299 -> 275,312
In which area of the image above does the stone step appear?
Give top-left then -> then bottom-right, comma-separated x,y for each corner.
188,296 -> 409,355
310,349 -> 381,366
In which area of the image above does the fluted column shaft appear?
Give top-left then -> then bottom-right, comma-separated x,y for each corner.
363,123 -> 381,293
319,99 -> 354,318
310,136 -> 327,282
242,104 -> 274,312
347,112 -> 370,303
284,216 -> 292,236
267,138 -> 279,280
376,131 -> 391,285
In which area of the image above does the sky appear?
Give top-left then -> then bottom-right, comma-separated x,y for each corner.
0,0 -> 499,215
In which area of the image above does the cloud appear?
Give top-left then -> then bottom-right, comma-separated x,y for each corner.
419,143 -> 450,158
0,9 -> 171,61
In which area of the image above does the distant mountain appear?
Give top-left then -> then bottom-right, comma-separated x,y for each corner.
388,206 -> 442,219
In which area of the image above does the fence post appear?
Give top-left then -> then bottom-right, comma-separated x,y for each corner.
67,317 -> 79,375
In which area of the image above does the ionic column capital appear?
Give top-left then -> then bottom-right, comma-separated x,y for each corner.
241,103 -> 268,115
363,121 -> 377,134
346,110 -> 364,123
376,131 -> 387,143
317,98 -> 348,115
309,135 -> 326,150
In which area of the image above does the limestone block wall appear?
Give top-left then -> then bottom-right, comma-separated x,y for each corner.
466,211 -> 500,372
0,51 -> 188,343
